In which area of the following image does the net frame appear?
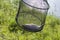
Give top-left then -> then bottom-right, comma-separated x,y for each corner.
15,0 -> 49,32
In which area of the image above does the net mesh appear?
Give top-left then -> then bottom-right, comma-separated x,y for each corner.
16,0 -> 49,31
23,0 -> 49,9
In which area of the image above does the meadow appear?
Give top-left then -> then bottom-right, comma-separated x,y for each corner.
0,0 -> 60,40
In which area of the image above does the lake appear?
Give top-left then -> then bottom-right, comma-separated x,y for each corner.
48,0 -> 60,18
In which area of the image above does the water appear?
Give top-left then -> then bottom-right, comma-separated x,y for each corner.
48,0 -> 60,18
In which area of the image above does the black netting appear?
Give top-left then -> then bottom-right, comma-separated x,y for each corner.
16,0 -> 49,32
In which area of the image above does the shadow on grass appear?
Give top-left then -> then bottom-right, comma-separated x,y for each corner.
8,21 -> 39,34
8,22 -> 23,33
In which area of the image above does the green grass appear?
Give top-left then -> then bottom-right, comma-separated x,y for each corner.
0,0 -> 60,40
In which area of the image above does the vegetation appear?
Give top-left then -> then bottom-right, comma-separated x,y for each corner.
0,0 -> 60,40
